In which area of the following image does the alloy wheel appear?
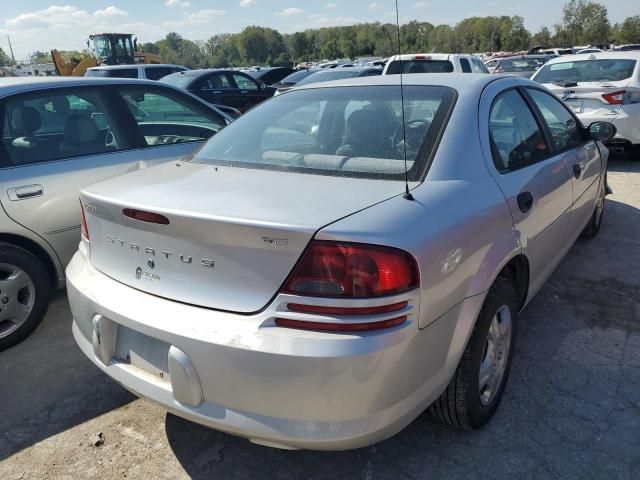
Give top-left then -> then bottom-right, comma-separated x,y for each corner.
0,263 -> 36,339
478,304 -> 512,406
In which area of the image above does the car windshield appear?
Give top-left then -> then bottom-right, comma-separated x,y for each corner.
191,85 -> 456,181
278,69 -> 316,85
498,59 -> 542,72
386,60 -> 454,74
159,73 -> 193,88
535,59 -> 637,83
296,70 -> 366,86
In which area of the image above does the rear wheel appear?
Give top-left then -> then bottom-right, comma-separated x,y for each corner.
0,244 -> 51,351
428,277 -> 518,429
581,176 -> 606,239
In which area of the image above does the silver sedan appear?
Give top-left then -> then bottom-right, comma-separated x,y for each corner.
67,74 -> 614,450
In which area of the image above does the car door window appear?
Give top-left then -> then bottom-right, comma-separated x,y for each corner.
460,58 -> 472,73
145,67 -> 171,81
231,73 -> 259,91
489,89 -> 550,172
471,58 -> 488,73
526,88 -> 584,152
118,86 -> 226,146
0,89 -> 131,167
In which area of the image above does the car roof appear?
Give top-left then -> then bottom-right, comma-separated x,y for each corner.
387,53 -> 474,61
292,72 -> 506,93
0,76 -> 166,97
307,67 -> 378,75
543,51 -> 640,64
87,64 -> 186,70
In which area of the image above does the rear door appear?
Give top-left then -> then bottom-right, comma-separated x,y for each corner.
191,72 -> 234,107
229,72 -> 270,111
0,85 -> 225,268
480,79 -> 575,296
524,86 -> 601,235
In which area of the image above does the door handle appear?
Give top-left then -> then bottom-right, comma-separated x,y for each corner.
240,90 -> 249,94
572,163 -> 582,179
7,184 -> 44,201
517,191 -> 534,214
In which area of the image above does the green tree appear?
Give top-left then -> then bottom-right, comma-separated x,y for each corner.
558,0 -> 610,45
531,27 -> 552,47
0,47 -> 11,66
613,16 -> 640,44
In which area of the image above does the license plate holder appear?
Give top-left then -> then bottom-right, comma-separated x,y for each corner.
114,326 -> 170,381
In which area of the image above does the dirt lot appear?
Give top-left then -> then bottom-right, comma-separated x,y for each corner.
1,157 -> 639,480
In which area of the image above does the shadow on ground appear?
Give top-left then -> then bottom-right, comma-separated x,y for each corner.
0,291 -> 135,460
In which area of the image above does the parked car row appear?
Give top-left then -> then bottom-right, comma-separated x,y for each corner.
0,63 -> 622,450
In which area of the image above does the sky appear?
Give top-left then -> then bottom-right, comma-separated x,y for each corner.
0,0 -> 637,60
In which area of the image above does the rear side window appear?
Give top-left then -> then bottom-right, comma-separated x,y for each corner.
471,58 -> 488,73
489,90 -> 550,172
117,86 -> 226,146
145,67 -> 181,81
386,60 -> 454,74
534,59 -> 637,83
0,89 -> 133,167
232,73 -> 259,91
526,89 -> 584,152
192,85 -> 456,181
460,58 -> 472,73
195,74 -> 232,91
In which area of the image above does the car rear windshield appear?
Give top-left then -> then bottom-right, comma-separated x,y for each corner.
296,70 -> 365,85
278,69 -> 316,85
386,60 -> 454,74
85,68 -> 138,78
535,59 -> 637,83
159,73 -> 193,88
191,85 -> 456,181
497,58 -> 543,72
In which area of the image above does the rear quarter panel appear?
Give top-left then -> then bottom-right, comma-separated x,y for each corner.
318,84 -> 519,328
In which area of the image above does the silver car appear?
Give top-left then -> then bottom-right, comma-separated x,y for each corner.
0,77 -> 229,351
67,74 -> 614,450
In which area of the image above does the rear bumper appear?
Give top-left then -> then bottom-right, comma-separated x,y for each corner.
577,105 -> 640,146
67,248 -> 484,450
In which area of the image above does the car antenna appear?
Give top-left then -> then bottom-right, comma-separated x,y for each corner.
395,0 -> 413,201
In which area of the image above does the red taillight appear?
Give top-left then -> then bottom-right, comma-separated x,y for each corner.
602,90 -> 625,105
413,55 -> 429,60
287,301 -> 407,316
123,208 -> 170,225
80,200 -> 89,241
275,316 -> 407,332
283,241 -> 419,298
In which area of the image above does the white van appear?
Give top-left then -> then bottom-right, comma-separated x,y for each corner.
382,53 -> 488,75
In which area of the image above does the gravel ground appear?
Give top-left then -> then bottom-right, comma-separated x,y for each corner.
1,156 -> 639,480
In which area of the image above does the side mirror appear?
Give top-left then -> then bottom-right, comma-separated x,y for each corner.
588,121 -> 616,142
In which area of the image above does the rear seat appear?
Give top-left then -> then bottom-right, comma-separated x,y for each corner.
262,151 -> 412,174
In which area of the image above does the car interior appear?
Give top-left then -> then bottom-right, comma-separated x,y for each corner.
1,93 -> 119,166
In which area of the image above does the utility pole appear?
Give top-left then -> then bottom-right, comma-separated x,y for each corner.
7,35 -> 16,64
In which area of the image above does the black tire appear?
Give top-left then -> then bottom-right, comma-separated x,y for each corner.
581,177 -> 606,239
0,243 -> 51,352
428,277 -> 518,430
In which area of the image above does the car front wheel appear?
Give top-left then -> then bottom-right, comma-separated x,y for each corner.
0,244 -> 51,351
428,277 -> 518,429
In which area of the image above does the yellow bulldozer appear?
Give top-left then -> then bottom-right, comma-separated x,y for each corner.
52,33 -> 164,76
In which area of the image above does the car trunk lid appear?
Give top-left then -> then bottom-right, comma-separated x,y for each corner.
80,161 -> 405,313
543,80 -> 633,116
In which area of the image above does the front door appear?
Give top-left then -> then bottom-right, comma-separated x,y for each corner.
524,87 -> 602,235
